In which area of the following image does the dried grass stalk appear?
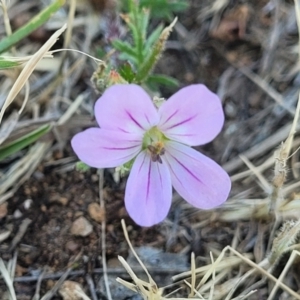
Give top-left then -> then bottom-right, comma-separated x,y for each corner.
0,24 -> 67,123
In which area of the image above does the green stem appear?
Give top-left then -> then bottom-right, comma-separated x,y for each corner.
0,0 -> 65,54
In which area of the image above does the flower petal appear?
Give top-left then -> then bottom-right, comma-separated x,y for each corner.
95,84 -> 159,135
125,151 -> 172,226
71,128 -> 142,168
158,84 -> 224,146
163,141 -> 231,209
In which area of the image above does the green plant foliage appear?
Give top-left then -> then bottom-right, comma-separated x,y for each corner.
0,0 -> 65,54
140,0 -> 188,20
0,124 -> 51,161
112,0 -> 178,87
112,40 -> 138,64
119,62 -> 136,83
0,58 -> 21,69
122,0 -> 188,20
146,74 -> 179,92
146,74 -> 179,88
75,161 -> 90,172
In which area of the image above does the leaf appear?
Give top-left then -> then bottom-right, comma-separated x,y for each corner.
147,74 -> 179,87
119,62 -> 136,82
112,40 -> 137,58
120,0 -> 188,19
168,1 -> 189,12
0,59 -> 20,69
144,24 -> 163,53
119,53 -> 138,65
129,16 -> 144,64
129,0 -> 139,18
140,8 -> 150,40
140,0 -> 188,20
76,161 -> 90,172
0,124 -> 51,161
0,0 -> 65,54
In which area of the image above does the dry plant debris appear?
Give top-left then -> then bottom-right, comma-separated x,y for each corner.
117,221 -> 300,300
1,0 -> 300,299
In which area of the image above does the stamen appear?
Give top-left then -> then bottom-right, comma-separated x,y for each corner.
147,144 -> 165,164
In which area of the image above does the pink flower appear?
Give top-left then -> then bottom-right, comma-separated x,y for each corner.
71,84 -> 231,226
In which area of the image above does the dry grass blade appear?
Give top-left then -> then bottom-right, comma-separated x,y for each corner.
0,24 -> 67,123
0,111 -> 18,145
0,141 -> 52,204
0,258 -> 17,300
57,91 -> 87,125
239,154 -> 270,193
260,0 -> 281,75
117,256 -> 164,300
199,0 -> 229,19
268,250 -> 300,300
231,290 -> 257,300
264,0 -> 300,247
117,220 -> 164,300
172,255 -> 253,282
223,120 -> 300,173
121,219 -> 157,287
98,168 -> 112,300
238,66 -> 295,116
188,252 -> 196,298
9,218 -> 32,251
117,223 -> 300,299
230,155 -> 275,182
219,247 -> 300,299
75,290 -> 92,300
60,0 -> 76,66
40,268 -> 72,300
191,192 -> 300,225
0,54 -> 53,63
174,245 -> 300,299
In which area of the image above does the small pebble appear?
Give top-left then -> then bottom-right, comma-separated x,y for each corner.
23,199 -> 33,210
40,205 -> 47,212
88,203 -> 105,223
33,170 -> 45,180
70,216 -> 93,237
65,240 -> 79,252
13,209 -> 23,219
58,197 -> 69,206
0,203 -> 8,219
91,174 -> 98,182
49,193 -> 69,205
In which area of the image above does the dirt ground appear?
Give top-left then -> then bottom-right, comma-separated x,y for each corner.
1,0 -> 300,299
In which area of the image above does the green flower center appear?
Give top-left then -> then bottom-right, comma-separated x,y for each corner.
142,127 -> 168,163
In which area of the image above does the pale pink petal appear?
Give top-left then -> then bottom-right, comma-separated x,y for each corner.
125,151 -> 172,226
158,84 -> 224,146
163,141 -> 231,209
95,84 -> 159,135
71,128 -> 142,168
